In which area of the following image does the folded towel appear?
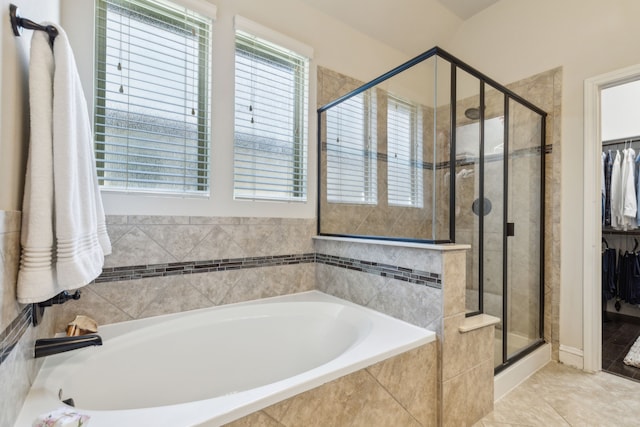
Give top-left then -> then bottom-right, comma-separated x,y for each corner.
17,26 -> 111,304
33,407 -> 90,427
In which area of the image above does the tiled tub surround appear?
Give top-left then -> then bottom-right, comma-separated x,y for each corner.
314,237 -> 445,331
6,213 -> 495,426
314,237 -> 498,426
16,292 -> 436,427
0,211 -> 59,427
56,216 -> 446,332
54,216 -> 318,331
224,341 -> 438,427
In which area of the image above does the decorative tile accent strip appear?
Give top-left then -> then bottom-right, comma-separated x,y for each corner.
321,142 -> 552,171
0,305 -> 31,366
94,252 -> 441,289
315,253 -> 441,289
0,251 -> 441,367
95,253 -> 316,283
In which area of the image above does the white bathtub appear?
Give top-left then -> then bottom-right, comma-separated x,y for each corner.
15,291 -> 435,426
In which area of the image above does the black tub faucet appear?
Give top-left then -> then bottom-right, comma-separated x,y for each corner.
34,334 -> 102,358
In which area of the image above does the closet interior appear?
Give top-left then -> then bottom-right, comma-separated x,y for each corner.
602,136 -> 640,382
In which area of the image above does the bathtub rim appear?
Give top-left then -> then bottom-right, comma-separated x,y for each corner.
15,291 -> 436,427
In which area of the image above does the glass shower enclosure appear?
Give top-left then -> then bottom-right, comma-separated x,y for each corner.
317,47 -> 546,371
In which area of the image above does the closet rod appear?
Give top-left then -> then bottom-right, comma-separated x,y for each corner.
602,228 -> 640,236
602,135 -> 640,147
9,4 -> 58,47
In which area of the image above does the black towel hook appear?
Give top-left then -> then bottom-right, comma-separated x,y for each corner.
9,4 -> 58,47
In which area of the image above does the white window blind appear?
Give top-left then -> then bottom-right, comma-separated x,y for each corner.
387,95 -> 423,207
94,0 -> 212,195
326,91 -> 378,204
233,27 -> 310,201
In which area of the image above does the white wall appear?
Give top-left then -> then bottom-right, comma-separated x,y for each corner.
601,80 -> 640,141
445,0 -> 640,357
61,0 -> 410,218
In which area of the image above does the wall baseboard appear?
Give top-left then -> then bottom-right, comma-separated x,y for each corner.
559,344 -> 584,369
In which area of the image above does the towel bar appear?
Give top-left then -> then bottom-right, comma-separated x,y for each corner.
9,4 -> 58,46
32,290 -> 82,326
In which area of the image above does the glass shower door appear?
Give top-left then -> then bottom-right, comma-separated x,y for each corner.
504,99 -> 544,361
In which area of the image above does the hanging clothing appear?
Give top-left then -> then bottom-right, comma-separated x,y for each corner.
605,150 -> 612,226
617,250 -> 640,305
602,152 -> 606,225
610,150 -> 622,228
621,148 -> 637,229
602,246 -> 617,300
635,151 -> 640,226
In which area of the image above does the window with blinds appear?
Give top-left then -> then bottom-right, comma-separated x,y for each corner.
326,91 -> 378,204
233,30 -> 309,201
94,0 -> 212,195
387,95 -> 423,207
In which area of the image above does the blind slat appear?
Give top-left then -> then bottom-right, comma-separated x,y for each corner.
233,30 -> 309,201
387,96 -> 423,207
326,91 -> 378,204
95,0 -> 212,194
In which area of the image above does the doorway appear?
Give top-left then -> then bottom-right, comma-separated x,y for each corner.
584,64 -> 640,374
600,80 -> 640,381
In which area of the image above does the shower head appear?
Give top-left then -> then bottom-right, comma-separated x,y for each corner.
464,107 -> 480,120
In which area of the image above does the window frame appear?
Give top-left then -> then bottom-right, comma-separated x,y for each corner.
233,30 -> 309,202
94,0 -> 212,196
325,90 -> 378,205
386,94 -> 423,208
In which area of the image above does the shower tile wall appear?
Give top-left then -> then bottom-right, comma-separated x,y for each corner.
435,67 -> 562,359
510,68 -> 562,360
0,211 -> 58,427
316,64 -> 561,360
317,66 -> 433,240
56,216 -> 317,331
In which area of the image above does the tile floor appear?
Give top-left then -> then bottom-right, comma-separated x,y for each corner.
602,314 -> 640,381
475,361 -> 640,426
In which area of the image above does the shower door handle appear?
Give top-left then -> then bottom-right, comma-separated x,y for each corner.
507,222 -> 515,237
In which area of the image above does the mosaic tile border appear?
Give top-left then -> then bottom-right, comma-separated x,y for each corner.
0,305 -> 31,366
95,253 -> 317,283
0,252 -> 442,367
315,253 -> 441,289
322,143 -> 553,172
95,252 -> 442,288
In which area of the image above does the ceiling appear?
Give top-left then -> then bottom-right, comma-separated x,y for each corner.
436,0 -> 499,20
299,0 -> 499,55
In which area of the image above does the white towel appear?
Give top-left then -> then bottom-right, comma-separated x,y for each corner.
33,406 -> 90,427
17,26 -> 111,304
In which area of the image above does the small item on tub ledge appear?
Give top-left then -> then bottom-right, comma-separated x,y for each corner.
66,315 -> 98,337
33,407 -> 90,426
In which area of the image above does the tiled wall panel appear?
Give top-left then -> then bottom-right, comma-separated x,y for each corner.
0,211 -> 59,427
314,238 -> 443,331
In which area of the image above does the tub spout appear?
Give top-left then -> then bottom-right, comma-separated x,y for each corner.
34,334 -> 102,358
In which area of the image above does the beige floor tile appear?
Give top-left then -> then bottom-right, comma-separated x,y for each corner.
480,362 -> 640,427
